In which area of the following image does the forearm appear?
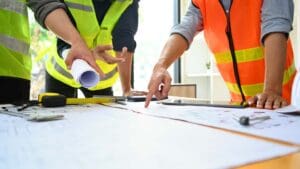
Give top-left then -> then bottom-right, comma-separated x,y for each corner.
117,51 -> 133,95
44,8 -> 83,46
263,33 -> 287,94
155,34 -> 188,70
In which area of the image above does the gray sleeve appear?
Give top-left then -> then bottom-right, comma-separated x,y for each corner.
27,0 -> 67,29
261,0 -> 294,42
170,1 -> 203,45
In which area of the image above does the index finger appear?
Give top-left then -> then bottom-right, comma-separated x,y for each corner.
103,54 -> 125,64
95,45 -> 113,52
144,92 -> 154,108
144,80 -> 161,108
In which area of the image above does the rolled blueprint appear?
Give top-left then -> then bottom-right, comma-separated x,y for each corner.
62,49 -> 100,88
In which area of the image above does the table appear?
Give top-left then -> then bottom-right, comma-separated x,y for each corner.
0,103 -> 299,169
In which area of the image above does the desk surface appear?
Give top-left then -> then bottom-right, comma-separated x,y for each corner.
241,151 -> 300,169
0,104 -> 299,169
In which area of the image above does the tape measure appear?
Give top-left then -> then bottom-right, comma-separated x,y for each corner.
38,92 -> 123,107
38,93 -> 66,107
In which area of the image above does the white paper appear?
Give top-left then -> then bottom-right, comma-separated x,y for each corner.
291,70 -> 300,107
275,70 -> 300,114
0,104 -> 298,169
112,102 -> 300,145
276,105 -> 300,114
62,49 -> 99,88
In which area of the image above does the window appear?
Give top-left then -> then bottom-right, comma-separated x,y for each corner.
132,0 -> 175,92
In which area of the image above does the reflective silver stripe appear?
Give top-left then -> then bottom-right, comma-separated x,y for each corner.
0,34 -> 29,55
0,0 -> 27,15
101,66 -> 118,81
65,2 -> 93,12
53,57 -> 73,79
52,57 -> 118,81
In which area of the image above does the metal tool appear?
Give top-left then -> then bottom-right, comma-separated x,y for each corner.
0,106 -> 64,122
233,114 -> 271,126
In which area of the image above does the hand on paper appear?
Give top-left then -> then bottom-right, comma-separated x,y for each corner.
145,65 -> 172,108
65,40 -> 105,78
247,91 -> 288,109
93,45 -> 125,64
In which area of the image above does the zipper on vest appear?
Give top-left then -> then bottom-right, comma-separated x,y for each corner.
218,0 -> 246,103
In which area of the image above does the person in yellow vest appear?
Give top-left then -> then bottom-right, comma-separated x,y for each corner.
27,0 -> 140,97
145,0 -> 296,109
0,0 -> 31,104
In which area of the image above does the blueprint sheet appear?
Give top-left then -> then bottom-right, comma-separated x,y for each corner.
111,102 -> 300,145
0,104 -> 299,169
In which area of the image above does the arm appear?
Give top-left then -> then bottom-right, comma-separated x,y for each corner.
144,34 -> 189,108
248,0 -> 294,109
45,8 -> 105,77
262,33 -> 287,108
27,0 -> 105,77
112,0 -> 139,96
116,48 -> 133,96
145,1 -> 203,107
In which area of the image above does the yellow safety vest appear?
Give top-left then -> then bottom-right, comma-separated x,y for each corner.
0,0 -> 31,80
46,0 -> 133,90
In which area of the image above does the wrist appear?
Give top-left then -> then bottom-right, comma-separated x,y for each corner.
153,62 -> 168,72
70,37 -> 83,46
122,86 -> 132,96
263,85 -> 282,95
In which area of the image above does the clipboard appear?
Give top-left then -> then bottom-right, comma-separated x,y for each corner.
161,98 -> 248,108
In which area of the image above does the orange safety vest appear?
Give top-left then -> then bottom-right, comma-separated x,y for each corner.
192,0 -> 296,103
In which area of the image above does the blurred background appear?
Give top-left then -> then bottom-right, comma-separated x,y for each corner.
29,0 -> 300,101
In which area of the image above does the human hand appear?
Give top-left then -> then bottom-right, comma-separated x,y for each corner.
92,45 -> 125,64
247,91 -> 288,109
65,40 -> 105,78
144,65 -> 172,108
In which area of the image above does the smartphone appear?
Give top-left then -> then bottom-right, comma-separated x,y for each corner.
161,98 -> 247,108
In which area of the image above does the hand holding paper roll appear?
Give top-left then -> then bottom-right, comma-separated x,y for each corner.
62,46 -> 127,88
62,49 -> 100,88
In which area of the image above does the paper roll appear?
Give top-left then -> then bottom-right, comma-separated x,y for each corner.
62,49 -> 100,88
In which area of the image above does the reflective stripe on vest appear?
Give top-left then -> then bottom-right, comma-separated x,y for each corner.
193,0 -> 296,103
0,34 -> 29,55
51,56 -> 119,81
0,0 -> 31,80
0,0 -> 27,14
64,1 -> 93,12
46,0 -> 132,90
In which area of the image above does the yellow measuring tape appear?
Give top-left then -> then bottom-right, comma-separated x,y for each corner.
38,92 -> 123,107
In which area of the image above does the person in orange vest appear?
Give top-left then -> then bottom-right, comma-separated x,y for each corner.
145,0 -> 296,109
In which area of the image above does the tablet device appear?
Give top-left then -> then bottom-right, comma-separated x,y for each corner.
161,98 -> 247,108
126,96 -> 168,102
126,96 -> 157,102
